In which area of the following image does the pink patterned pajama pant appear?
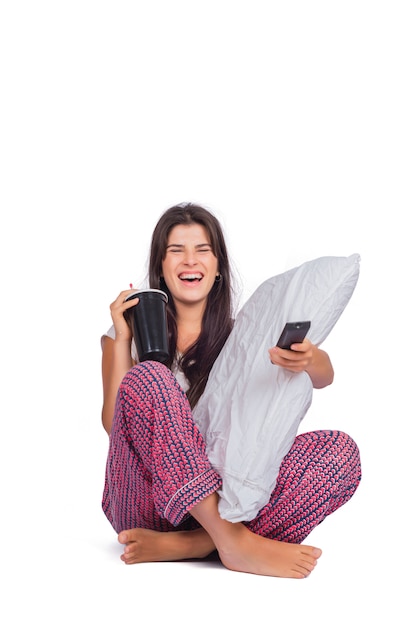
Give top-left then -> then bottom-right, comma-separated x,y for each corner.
103,361 -> 361,543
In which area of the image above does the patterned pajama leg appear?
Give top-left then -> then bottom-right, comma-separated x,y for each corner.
246,430 -> 361,543
102,361 -> 222,534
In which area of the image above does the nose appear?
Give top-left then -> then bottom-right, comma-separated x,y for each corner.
183,249 -> 197,265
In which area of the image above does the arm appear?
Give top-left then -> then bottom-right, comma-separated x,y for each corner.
101,290 -> 139,435
268,339 -> 334,389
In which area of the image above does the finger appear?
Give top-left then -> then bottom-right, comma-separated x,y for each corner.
119,289 -> 140,303
111,292 -> 139,312
123,296 -> 139,310
269,347 -> 297,367
123,288 -> 141,300
270,346 -> 299,361
290,338 -> 312,352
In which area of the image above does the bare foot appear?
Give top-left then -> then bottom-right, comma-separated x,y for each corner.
190,493 -> 322,578
217,523 -> 322,579
118,528 -> 215,565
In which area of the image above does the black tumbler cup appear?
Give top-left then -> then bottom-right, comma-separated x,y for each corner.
124,289 -> 169,363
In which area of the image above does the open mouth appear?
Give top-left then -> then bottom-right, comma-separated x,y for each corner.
179,273 -> 203,283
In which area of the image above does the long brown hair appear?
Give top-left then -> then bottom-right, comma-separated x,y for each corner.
148,202 -> 234,408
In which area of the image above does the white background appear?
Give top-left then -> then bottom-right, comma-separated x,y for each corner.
1,1 -> 415,624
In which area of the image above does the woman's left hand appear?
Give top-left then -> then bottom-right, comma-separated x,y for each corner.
268,339 -> 314,373
268,339 -> 334,388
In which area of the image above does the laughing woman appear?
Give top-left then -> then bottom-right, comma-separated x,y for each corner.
101,202 -> 361,578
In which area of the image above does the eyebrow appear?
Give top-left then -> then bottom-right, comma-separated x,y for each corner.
166,243 -> 213,250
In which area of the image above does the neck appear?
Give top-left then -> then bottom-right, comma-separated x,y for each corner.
175,301 -> 206,353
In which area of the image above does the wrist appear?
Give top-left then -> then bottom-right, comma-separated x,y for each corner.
114,334 -> 133,346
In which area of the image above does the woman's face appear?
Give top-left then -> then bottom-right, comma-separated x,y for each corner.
161,223 -> 219,309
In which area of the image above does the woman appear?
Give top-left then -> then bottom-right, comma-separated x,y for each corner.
101,202 -> 361,578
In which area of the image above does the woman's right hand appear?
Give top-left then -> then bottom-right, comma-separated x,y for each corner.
102,290 -> 140,434
110,290 -> 139,342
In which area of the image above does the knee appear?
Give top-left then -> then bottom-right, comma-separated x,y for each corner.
302,430 -> 361,472
122,361 -> 180,395
327,430 -> 362,478
131,360 -> 171,379
337,430 -> 360,459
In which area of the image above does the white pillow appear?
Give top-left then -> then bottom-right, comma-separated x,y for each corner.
193,254 -> 360,522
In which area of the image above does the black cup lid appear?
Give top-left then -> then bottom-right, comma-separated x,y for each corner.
124,288 -> 168,303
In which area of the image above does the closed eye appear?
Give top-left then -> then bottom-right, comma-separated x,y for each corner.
166,243 -> 213,254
